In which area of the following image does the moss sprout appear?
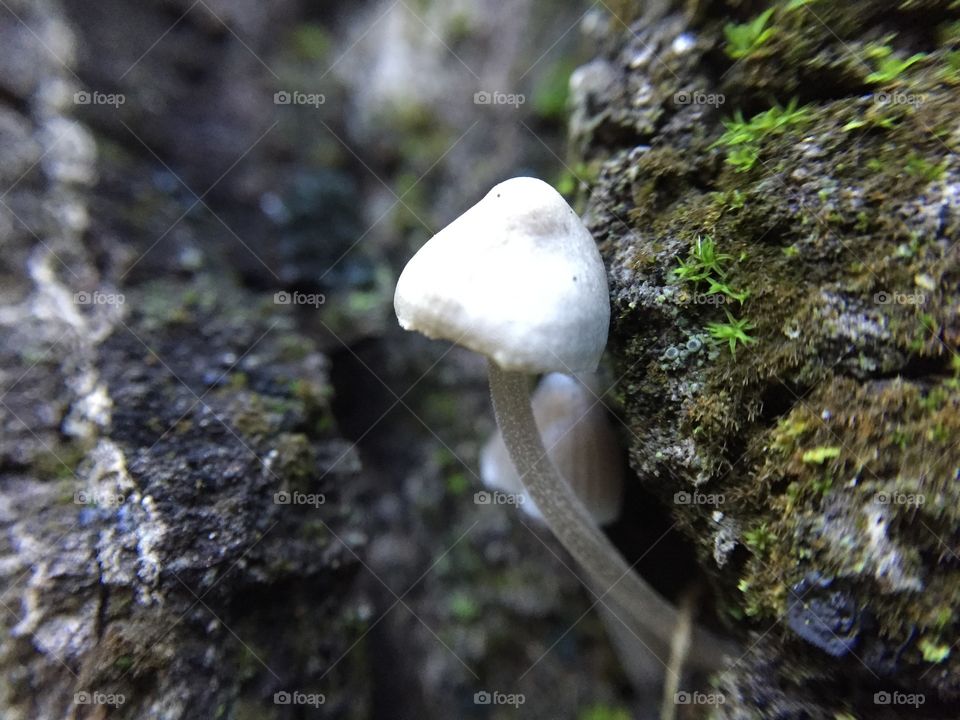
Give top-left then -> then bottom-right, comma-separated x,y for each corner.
724,8 -> 776,60
864,43 -> 926,84
711,98 -> 809,172
707,310 -> 757,357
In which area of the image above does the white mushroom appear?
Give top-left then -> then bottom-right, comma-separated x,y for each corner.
394,177 -> 608,373
394,176 -> 730,672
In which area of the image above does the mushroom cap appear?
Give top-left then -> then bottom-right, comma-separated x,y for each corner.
480,372 -> 624,525
394,177 -> 610,373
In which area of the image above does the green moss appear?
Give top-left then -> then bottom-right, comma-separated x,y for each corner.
743,522 -> 776,554
934,608 -> 953,629
919,638 -> 951,663
842,113 -> 899,132
725,145 -> 761,173
724,8 -> 777,59
136,277 -> 239,332
714,99 -> 810,146
810,472 -> 833,496
864,44 -> 926,84
705,277 -> 749,303
944,50 -> 960,75
711,99 -> 810,172
272,433 -> 318,488
905,153 -> 949,182
673,235 -> 733,282
707,310 -> 756,357
917,385 -> 952,412
726,189 -> 747,210
671,236 -> 753,352
948,356 -> 960,389
556,161 -> 601,198
738,378 -> 960,659
800,446 -> 841,464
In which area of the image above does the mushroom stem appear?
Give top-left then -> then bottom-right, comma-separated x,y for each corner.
487,360 -> 730,672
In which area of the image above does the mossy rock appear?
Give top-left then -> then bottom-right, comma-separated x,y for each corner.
573,0 -> 960,713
